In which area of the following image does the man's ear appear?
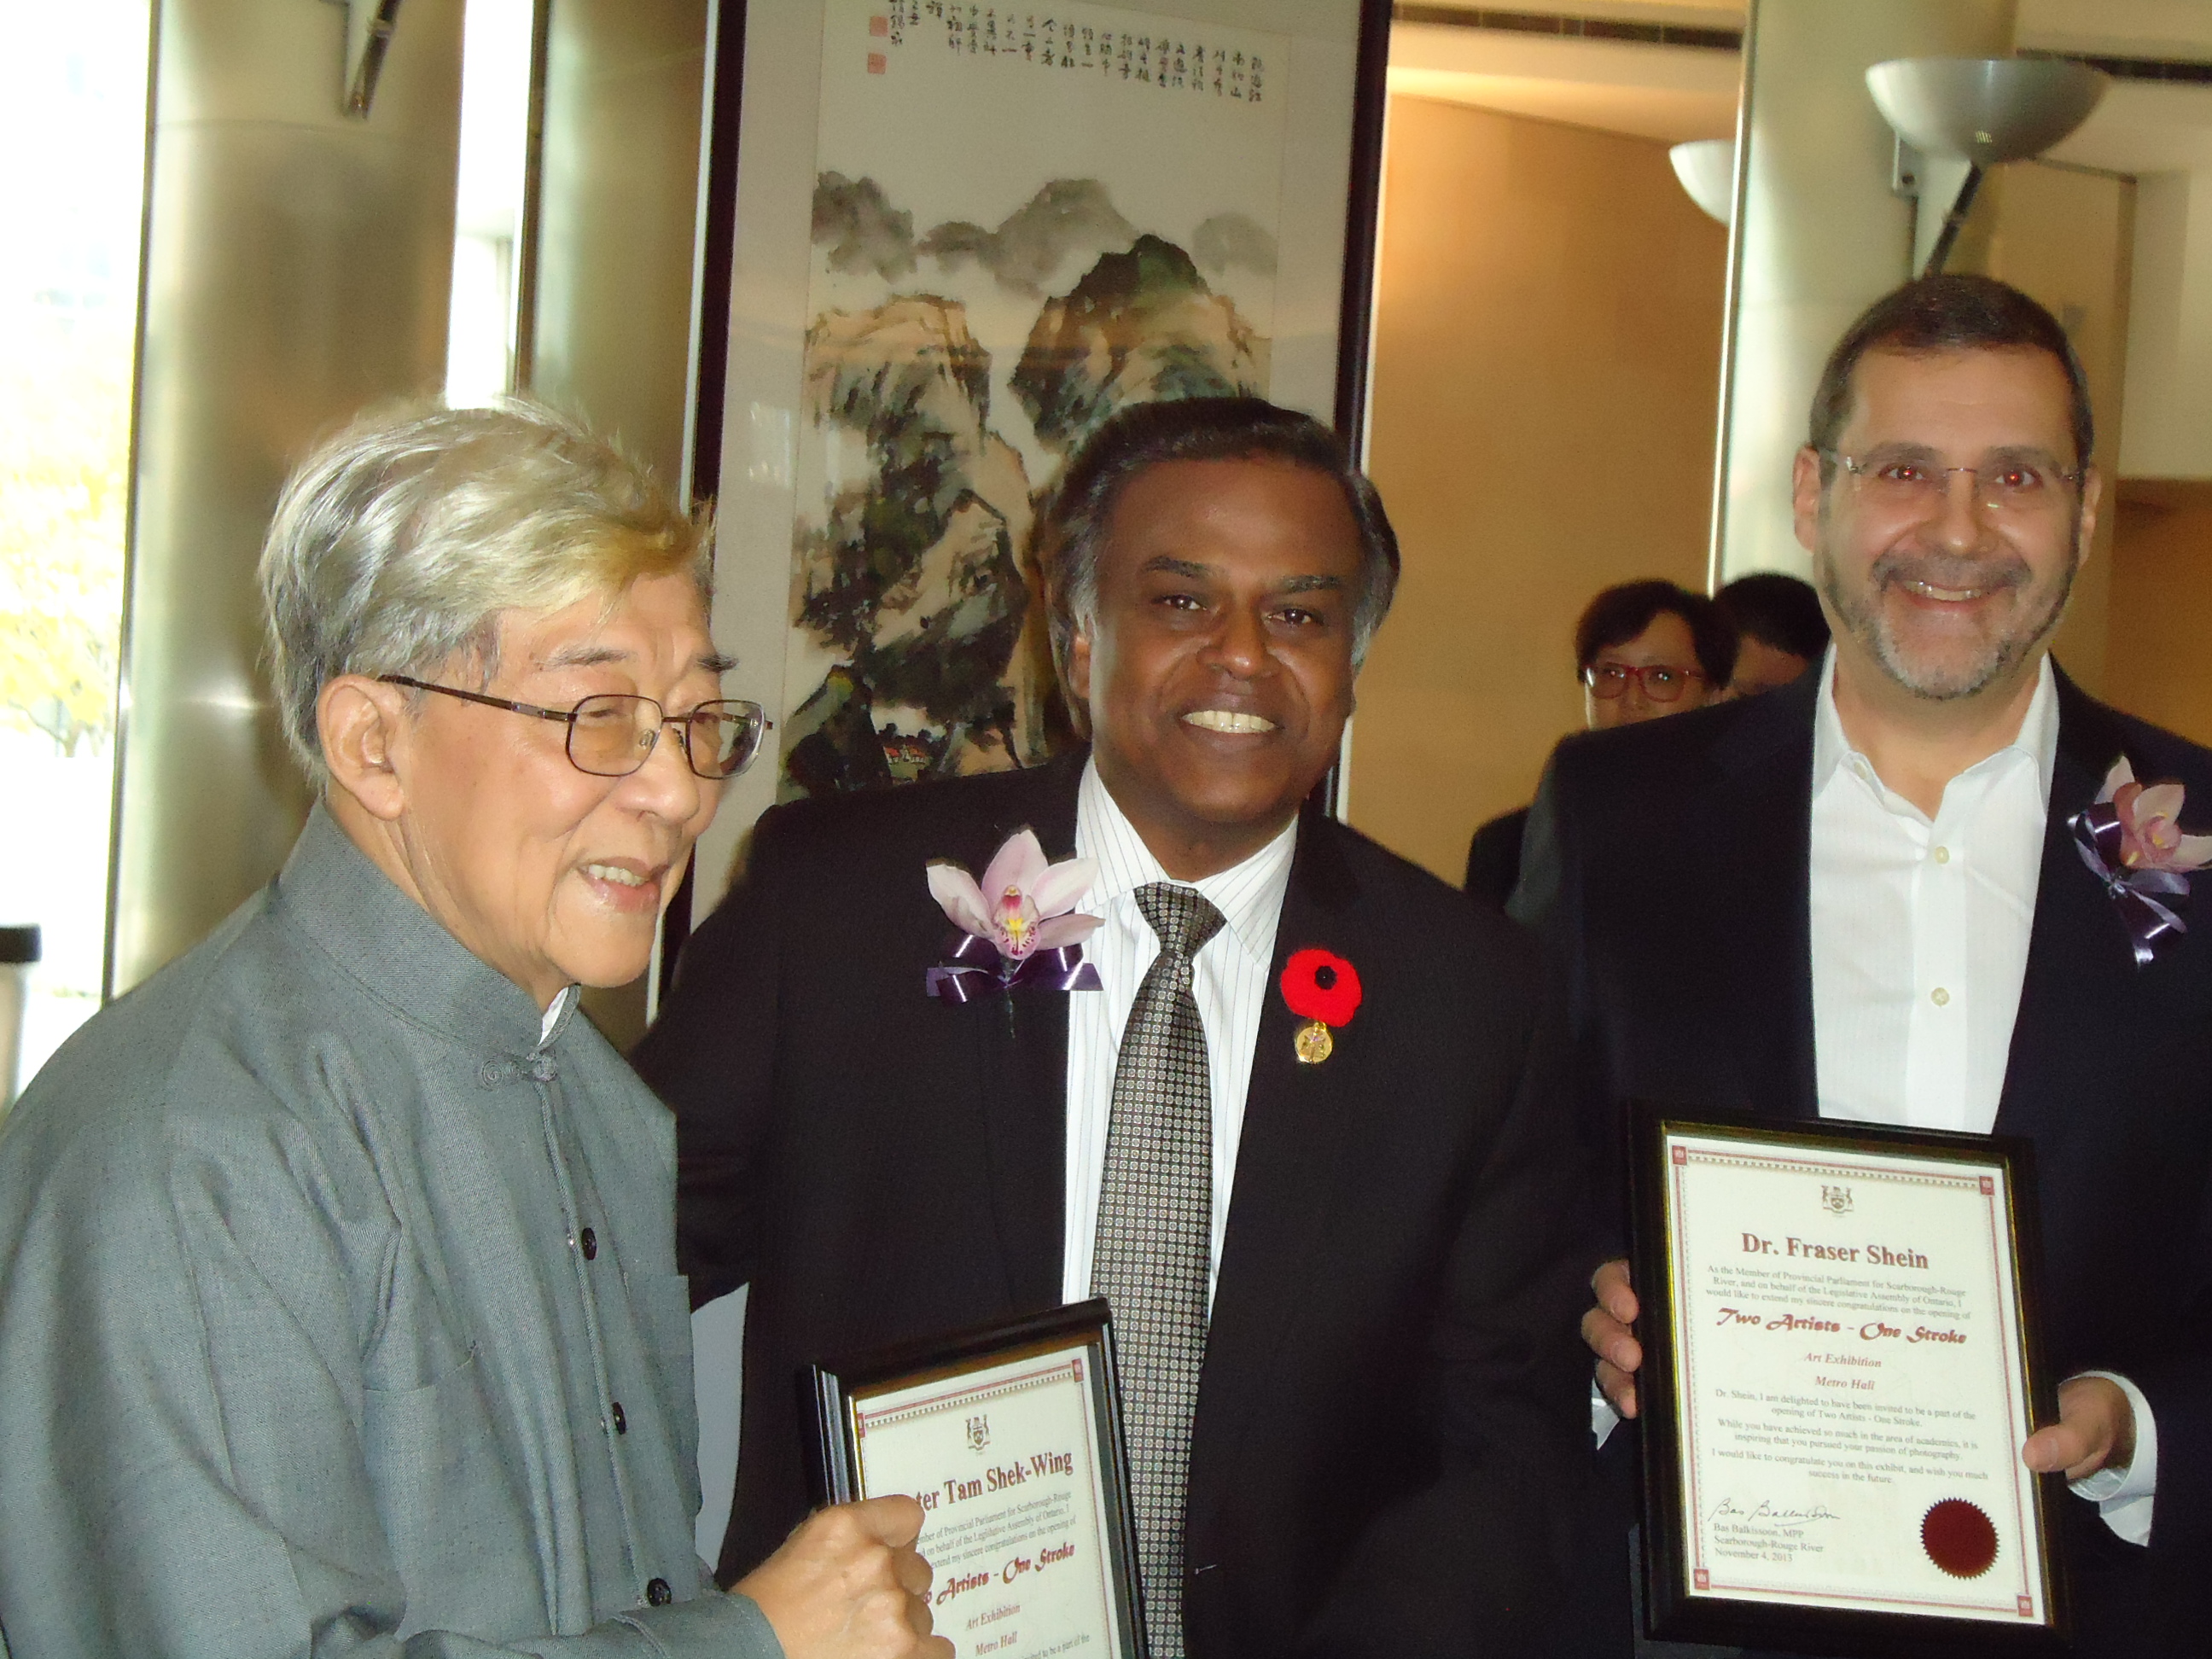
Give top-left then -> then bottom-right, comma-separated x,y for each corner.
1790,445 -> 1825,555
1064,620 -> 1094,708
318,675 -> 413,822
2075,466 -> 2104,568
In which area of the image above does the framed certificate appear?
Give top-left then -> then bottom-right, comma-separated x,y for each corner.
808,1301 -> 1148,1659
1629,1108 -> 2070,1656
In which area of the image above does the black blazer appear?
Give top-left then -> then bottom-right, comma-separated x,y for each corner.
1464,806 -> 1530,909
1514,667 -> 2212,1657
636,753 -> 1599,1657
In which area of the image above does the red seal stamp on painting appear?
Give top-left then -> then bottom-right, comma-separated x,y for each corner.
1922,1499 -> 1999,1578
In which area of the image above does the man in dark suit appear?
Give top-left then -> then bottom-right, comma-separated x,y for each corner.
637,398 -> 1596,1658
1516,276 -> 2211,1656
1714,572 -> 1827,699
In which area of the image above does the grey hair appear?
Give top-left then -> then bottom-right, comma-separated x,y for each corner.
259,399 -> 712,782
1036,397 -> 1400,690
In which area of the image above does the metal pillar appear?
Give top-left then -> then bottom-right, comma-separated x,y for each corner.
1711,0 -> 2017,585
108,0 -> 463,993
524,0 -> 713,1049
527,0 -> 711,494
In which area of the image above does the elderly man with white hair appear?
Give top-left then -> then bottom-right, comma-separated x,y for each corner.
0,404 -> 947,1659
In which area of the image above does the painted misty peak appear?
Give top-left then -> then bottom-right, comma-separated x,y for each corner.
1015,231 -> 1270,456
918,178 -> 1139,297
785,172 -> 1272,801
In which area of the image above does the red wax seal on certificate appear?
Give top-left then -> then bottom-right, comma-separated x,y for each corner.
1922,1499 -> 1999,1578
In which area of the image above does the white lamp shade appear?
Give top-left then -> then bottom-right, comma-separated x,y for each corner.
1669,138 -> 1735,226
1866,57 -> 2108,166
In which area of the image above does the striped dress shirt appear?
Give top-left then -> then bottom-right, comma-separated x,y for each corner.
1061,760 -> 1298,1308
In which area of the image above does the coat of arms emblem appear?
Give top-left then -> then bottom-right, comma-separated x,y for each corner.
1822,1185 -> 1854,1215
966,1413 -> 991,1453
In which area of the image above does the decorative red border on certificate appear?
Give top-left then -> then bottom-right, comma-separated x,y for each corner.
847,1342 -> 1120,1645
854,1354 -> 1087,1438
1669,1138 -> 2040,1623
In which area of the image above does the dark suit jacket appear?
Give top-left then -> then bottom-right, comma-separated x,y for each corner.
1513,667 -> 2212,1657
1464,806 -> 1530,909
635,753 -> 1599,1657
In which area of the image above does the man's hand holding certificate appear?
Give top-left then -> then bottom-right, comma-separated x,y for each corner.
808,1304 -> 1147,1659
1621,1112 -> 2071,1654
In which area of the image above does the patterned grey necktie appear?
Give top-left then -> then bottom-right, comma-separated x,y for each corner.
1091,882 -> 1225,1659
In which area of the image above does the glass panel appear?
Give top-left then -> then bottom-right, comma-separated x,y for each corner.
447,0 -> 538,408
0,0 -> 154,1096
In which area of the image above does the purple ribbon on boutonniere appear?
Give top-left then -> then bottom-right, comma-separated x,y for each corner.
923,829 -> 1103,1004
924,931 -> 1102,1004
2069,757 -> 2212,969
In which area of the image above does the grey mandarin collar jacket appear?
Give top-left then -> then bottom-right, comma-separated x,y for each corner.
0,804 -> 778,1657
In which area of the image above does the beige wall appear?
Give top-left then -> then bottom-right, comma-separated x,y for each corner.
2104,480 -> 2212,747
1349,95 -> 1729,882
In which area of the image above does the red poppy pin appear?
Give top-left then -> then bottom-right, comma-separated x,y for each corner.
1280,947 -> 1362,1064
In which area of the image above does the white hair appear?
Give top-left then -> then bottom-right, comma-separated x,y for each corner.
259,399 -> 712,782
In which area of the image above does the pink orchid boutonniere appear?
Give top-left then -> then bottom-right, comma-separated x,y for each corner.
2069,758 -> 2212,968
923,830 -> 1103,1004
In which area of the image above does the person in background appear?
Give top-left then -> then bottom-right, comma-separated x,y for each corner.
1464,579 -> 1738,907
0,403 -> 947,1659
1716,570 -> 1830,697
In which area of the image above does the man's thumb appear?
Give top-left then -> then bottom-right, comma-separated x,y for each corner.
850,1493 -> 925,1547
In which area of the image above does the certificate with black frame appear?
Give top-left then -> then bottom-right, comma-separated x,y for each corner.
807,1300 -> 1148,1659
1627,1106 -> 2070,1657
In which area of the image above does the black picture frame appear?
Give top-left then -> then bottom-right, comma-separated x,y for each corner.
672,0 -> 1398,951
806,1298 -> 1149,1659
1627,1104 -> 2070,1657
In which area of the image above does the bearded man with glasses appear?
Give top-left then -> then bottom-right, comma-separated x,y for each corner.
0,403 -> 947,1659
1515,275 -> 2212,1656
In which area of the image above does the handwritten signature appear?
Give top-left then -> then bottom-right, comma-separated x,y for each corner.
1709,1498 -> 1842,1525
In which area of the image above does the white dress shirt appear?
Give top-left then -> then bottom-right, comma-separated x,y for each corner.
1060,760 -> 1298,1310
1809,652 -> 2052,1135
1593,658 -> 2156,1543
1809,650 -> 2157,1544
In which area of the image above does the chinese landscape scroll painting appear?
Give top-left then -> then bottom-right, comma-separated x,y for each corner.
783,0 -> 1288,798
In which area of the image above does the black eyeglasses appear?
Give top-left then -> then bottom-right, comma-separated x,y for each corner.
1582,661 -> 1706,702
379,676 -> 770,779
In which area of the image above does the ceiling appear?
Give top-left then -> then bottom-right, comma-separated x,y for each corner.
2017,0 -> 2212,61
2047,81 -> 2212,173
1389,3 -> 2212,168
1397,0 -> 2212,61
1394,0 -> 1740,25
1388,27 -> 1738,145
